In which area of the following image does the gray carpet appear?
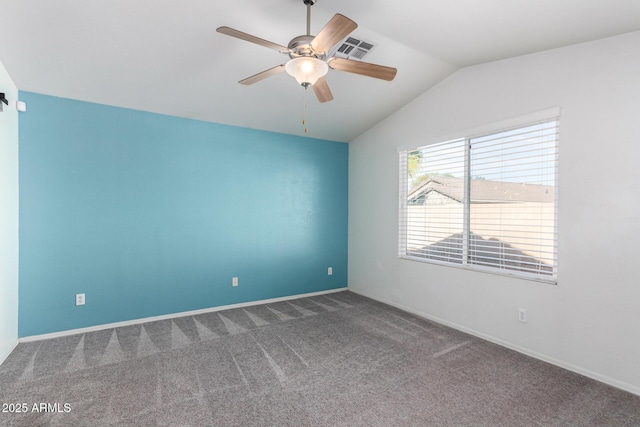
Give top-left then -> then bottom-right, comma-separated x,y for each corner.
1,291 -> 639,426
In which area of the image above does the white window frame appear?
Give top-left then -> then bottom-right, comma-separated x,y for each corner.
398,109 -> 559,284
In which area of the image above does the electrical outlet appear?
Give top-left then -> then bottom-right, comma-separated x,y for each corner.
518,308 -> 527,323
232,277 -> 238,287
76,293 -> 85,306
328,267 -> 333,276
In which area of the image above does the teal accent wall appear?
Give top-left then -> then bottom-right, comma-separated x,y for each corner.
18,92 -> 348,337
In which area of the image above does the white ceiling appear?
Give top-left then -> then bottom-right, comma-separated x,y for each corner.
1,0 -> 639,142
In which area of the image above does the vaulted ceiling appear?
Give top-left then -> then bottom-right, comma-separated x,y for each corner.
2,0 -> 639,142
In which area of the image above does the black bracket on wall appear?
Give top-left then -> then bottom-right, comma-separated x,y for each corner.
0,92 -> 7,112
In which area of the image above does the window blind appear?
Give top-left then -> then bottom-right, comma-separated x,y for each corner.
400,139 -> 467,264
399,119 -> 559,281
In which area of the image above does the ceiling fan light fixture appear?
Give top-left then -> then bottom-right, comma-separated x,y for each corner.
285,57 -> 328,86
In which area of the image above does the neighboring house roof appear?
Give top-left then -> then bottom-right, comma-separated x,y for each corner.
407,231 -> 554,273
408,175 -> 554,204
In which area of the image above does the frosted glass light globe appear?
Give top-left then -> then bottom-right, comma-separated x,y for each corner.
285,57 -> 329,86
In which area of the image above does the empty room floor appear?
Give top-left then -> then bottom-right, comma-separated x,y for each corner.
1,291 -> 639,426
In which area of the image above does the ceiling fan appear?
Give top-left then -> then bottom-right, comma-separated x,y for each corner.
216,0 -> 397,103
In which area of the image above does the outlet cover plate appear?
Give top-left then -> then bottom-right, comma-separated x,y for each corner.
518,308 -> 527,323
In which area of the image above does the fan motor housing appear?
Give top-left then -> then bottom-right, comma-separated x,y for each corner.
288,35 -> 326,60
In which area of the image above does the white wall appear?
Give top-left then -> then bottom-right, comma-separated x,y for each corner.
0,59 -> 19,364
349,31 -> 640,394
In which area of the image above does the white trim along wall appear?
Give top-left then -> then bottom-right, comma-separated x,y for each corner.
0,59 -> 20,365
19,288 -> 347,343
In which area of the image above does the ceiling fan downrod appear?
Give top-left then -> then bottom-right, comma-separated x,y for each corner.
303,0 -> 316,36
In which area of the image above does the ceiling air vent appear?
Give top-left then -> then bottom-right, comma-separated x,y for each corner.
329,36 -> 375,61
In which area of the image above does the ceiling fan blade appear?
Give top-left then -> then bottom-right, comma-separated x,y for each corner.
217,26 -> 290,53
311,14 -> 357,54
312,76 -> 334,103
328,58 -> 397,81
239,64 -> 286,85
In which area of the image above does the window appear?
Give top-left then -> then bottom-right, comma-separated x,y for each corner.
399,118 -> 558,282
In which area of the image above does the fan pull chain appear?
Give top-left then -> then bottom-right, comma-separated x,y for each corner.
302,85 -> 309,133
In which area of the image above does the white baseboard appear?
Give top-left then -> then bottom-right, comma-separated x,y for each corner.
0,339 -> 19,366
348,286 -> 640,397
20,287 -> 348,343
